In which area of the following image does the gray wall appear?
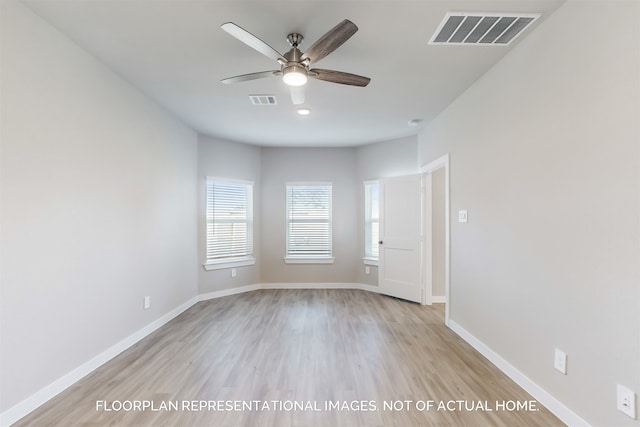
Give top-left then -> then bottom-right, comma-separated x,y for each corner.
418,1 -> 639,425
260,148 -> 359,284
1,0 -> 198,413
197,138 -> 420,289
356,135 -> 419,181
198,136 -> 262,293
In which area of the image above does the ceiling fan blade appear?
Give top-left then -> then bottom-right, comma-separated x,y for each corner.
301,19 -> 358,65
221,22 -> 286,64
309,69 -> 371,87
221,70 -> 279,84
290,86 -> 306,105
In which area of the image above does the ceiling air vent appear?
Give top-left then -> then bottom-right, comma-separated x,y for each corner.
249,95 -> 277,105
429,12 -> 540,46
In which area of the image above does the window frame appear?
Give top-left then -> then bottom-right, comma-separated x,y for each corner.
364,180 -> 380,266
285,182 -> 334,264
203,177 -> 255,271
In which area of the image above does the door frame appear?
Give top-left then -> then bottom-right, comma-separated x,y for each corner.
421,154 -> 450,326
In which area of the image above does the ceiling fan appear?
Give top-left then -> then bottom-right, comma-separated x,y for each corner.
220,19 -> 371,105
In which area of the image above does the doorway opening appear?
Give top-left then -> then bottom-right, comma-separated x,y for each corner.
421,154 -> 450,325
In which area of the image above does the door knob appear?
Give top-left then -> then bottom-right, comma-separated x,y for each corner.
379,241 -> 383,244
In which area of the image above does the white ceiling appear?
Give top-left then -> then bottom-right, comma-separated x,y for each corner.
24,0 -> 565,147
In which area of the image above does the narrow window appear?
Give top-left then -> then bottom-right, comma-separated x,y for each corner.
364,181 -> 380,260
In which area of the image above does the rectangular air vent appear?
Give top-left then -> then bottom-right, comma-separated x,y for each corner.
429,12 -> 540,46
249,95 -> 277,105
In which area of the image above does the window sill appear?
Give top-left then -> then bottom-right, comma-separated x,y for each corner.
284,257 -> 335,265
363,257 -> 379,266
203,256 -> 256,271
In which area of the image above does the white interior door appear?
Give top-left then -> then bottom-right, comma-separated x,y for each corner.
378,174 -> 422,303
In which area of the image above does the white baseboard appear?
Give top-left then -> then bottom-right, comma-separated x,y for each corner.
0,296 -> 198,427
198,284 -> 261,301
260,282 -> 385,295
197,282 -> 381,302
258,282 -> 376,290
447,320 -> 590,427
431,295 -> 446,303
259,282 -> 356,289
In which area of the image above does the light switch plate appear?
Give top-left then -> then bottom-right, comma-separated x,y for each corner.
458,210 -> 468,223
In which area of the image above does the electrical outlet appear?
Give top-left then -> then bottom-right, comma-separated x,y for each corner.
365,266 -> 370,275
554,349 -> 567,374
143,296 -> 150,310
617,384 -> 637,419
458,210 -> 468,223
231,268 -> 237,278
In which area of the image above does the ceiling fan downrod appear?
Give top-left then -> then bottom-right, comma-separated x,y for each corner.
287,33 -> 303,48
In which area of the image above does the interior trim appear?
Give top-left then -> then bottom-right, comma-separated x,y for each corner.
448,320 -> 590,427
0,296 -> 199,427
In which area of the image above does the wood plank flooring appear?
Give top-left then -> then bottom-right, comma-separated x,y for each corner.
14,289 -> 564,426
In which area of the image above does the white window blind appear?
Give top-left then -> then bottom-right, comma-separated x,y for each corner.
206,179 -> 253,263
286,183 -> 332,259
364,181 -> 380,259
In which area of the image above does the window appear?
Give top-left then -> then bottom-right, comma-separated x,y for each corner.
204,178 -> 254,270
364,181 -> 380,262
285,183 -> 334,263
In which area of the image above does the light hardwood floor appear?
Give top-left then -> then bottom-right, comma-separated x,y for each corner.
15,289 -> 564,426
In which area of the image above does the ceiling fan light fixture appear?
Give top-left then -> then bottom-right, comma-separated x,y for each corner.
282,65 -> 308,86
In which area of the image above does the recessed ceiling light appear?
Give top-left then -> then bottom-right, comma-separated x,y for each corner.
408,119 -> 423,126
297,108 -> 311,116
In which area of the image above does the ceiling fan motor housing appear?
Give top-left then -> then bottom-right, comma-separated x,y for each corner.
282,43 -> 309,86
